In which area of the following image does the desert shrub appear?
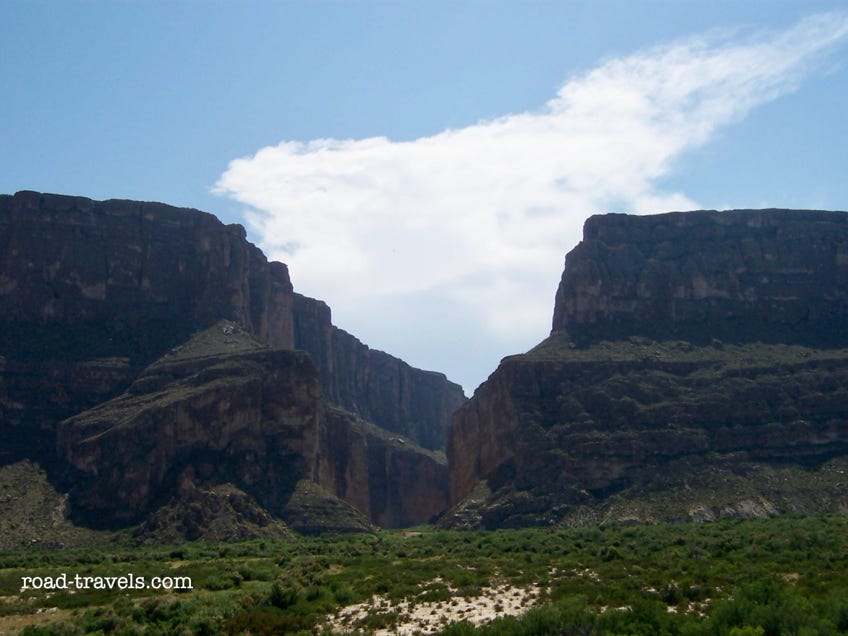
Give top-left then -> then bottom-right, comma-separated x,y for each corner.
596,598 -> 688,636
202,570 -> 242,590
827,589 -> 848,631
237,562 -> 276,582
305,584 -> 329,602
707,576 -> 831,636
728,628 -> 765,636
467,595 -> 596,635
269,579 -> 303,609
134,597 -> 173,622
332,585 -> 357,605
363,609 -> 401,629
78,608 -> 126,633
441,620 -> 477,635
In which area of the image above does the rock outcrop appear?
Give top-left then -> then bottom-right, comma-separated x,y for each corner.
57,323 -> 322,527
0,191 -> 293,463
445,209 -> 848,529
293,293 -> 466,450
552,210 -> 848,345
0,191 -> 463,536
57,321 -> 443,531
317,406 -> 449,527
0,191 -> 294,358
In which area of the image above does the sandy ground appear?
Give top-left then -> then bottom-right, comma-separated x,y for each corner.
325,578 -> 544,635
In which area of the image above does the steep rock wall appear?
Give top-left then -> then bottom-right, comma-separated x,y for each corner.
553,209 -> 848,344
58,323 -> 447,530
317,407 -> 449,528
0,191 -> 294,359
0,191 -> 294,461
447,209 -> 848,528
57,329 -> 319,526
1,191 -> 461,531
293,293 -> 466,450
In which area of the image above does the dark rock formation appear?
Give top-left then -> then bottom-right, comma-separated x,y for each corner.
57,323 -> 321,527
293,293 -> 466,450
317,406 -> 449,527
553,209 -> 848,345
0,191 -> 463,537
57,321 -> 438,531
0,191 -> 293,463
134,482 -> 294,544
0,191 -> 294,358
445,209 -> 848,529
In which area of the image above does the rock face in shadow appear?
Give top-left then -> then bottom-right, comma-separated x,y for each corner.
445,209 -> 848,529
317,406 -> 449,527
0,191 -> 294,358
293,293 -> 466,451
0,191 -> 463,536
0,191 -> 293,463
57,321 -> 444,531
553,210 -> 848,345
57,324 -> 321,527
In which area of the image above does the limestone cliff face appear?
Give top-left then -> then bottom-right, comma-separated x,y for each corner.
0,190 -> 294,359
56,321 -> 443,532
0,191 -> 293,462
57,326 -> 320,527
293,293 -> 466,450
446,209 -> 848,529
317,407 -> 449,528
1,191 -> 461,533
553,210 -> 848,344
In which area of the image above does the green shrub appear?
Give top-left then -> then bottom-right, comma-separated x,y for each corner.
269,580 -> 303,609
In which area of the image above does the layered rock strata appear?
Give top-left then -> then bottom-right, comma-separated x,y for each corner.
0,191 -> 294,463
446,209 -> 848,528
57,324 -> 321,527
1,191 -> 463,534
553,209 -> 848,345
293,293 -> 465,450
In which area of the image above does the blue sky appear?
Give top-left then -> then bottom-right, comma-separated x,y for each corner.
2,1 -> 848,393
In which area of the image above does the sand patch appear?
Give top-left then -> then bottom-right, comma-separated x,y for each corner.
326,578 -> 543,635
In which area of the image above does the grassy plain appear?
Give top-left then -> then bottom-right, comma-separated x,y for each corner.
1,515 -> 848,635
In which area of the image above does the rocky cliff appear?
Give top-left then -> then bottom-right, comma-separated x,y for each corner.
445,209 -> 848,529
56,320 -> 449,531
552,210 -> 848,345
0,191 -> 293,463
0,191 -> 463,537
293,293 -> 465,450
57,323 -> 321,527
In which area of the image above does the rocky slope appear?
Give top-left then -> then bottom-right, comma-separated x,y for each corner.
0,191 -> 463,538
58,321 -> 448,532
57,323 -> 323,527
445,209 -> 848,529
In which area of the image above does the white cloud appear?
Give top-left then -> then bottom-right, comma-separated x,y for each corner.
215,12 -> 848,393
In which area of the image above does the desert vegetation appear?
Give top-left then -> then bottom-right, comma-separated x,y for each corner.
0,515 -> 847,634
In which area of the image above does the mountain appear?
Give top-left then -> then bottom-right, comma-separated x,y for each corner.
444,209 -> 848,529
0,191 -> 465,542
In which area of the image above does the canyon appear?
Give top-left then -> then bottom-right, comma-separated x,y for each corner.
4,194 -> 848,541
